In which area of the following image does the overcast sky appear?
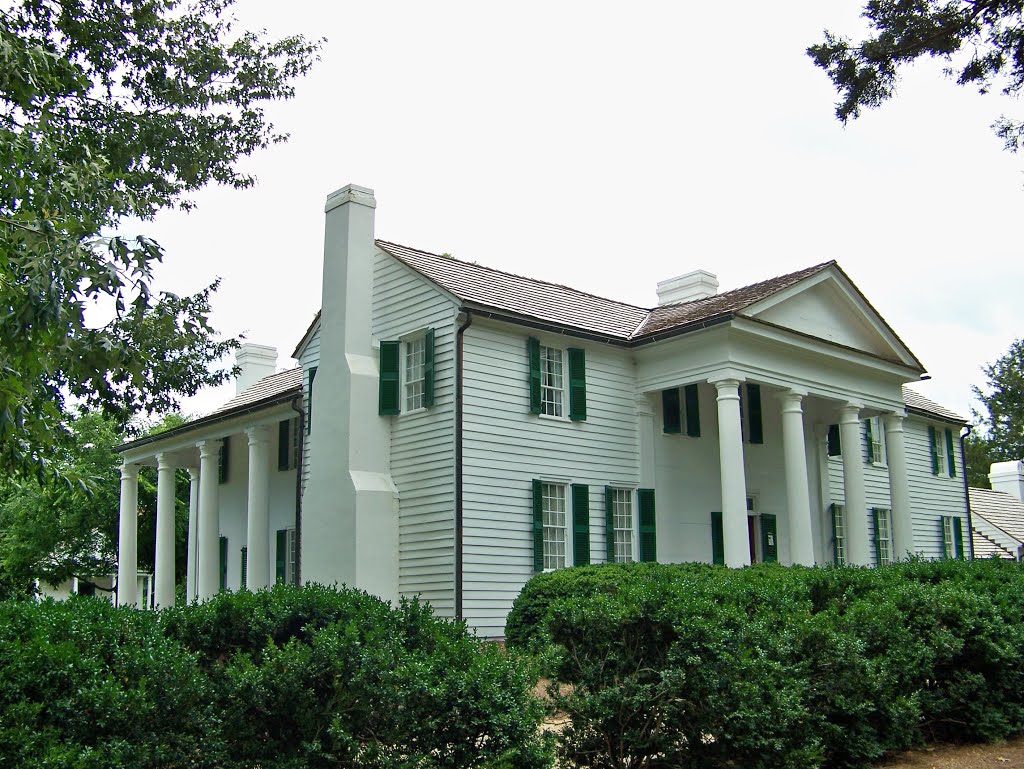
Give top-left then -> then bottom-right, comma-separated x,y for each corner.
130,1 -> 1024,425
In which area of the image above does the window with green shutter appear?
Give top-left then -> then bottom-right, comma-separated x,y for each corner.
662,388 -> 681,434
306,367 -> 317,434
710,510 -> 724,565
831,503 -> 847,565
872,508 -> 893,566
571,484 -> 590,565
684,383 -> 701,437
379,341 -> 400,415
533,480 -> 568,570
278,419 -> 291,471
218,438 -> 229,484
942,515 -> 965,559
760,514 -> 778,563
527,337 -> 542,414
219,536 -> 228,591
567,348 -> 586,421
928,425 -> 945,475
240,547 -> 248,589
945,429 -> 957,478
638,489 -> 656,562
423,328 -> 436,408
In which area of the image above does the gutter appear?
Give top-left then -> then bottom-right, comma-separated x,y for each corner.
455,308 -> 473,621
960,424 -> 976,560
290,393 -> 305,584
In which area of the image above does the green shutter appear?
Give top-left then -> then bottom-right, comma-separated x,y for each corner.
747,384 -> 763,444
278,419 -> 290,471
423,328 -> 436,408
711,511 -> 724,565
218,437 -> 229,484
527,337 -> 542,414
568,347 -> 587,421
605,487 -> 615,563
572,484 -> 590,565
761,514 -> 778,563
219,536 -> 228,591
872,509 -> 883,566
945,429 -> 956,478
684,384 -> 701,437
953,517 -> 965,559
864,419 -> 873,463
306,367 -> 317,434
830,503 -> 841,564
532,480 -> 544,571
638,489 -> 656,562
928,425 -> 939,474
241,547 -> 248,589
379,341 -> 400,415
275,529 -> 286,583
827,424 -> 841,457
662,388 -> 681,434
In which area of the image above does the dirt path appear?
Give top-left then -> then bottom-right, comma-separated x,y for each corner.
876,736 -> 1024,768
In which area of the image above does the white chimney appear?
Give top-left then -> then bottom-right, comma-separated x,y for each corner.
234,343 -> 278,394
656,269 -> 719,306
990,460 -> 1024,501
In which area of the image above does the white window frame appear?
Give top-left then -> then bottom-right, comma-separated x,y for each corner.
869,416 -> 886,466
875,508 -> 894,566
941,515 -> 960,559
932,428 -> 947,476
539,345 -> 566,418
404,335 -> 427,412
833,503 -> 847,566
610,487 -> 635,563
284,527 -> 298,584
541,482 -> 569,570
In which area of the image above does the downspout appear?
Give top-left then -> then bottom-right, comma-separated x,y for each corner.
291,393 -> 305,584
960,424 -> 975,560
455,309 -> 473,621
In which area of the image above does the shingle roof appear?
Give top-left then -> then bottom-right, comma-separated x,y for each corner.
635,262 -> 835,336
210,368 -> 302,415
901,386 -> 968,424
376,240 -> 649,339
971,527 -> 1016,559
969,487 -> 1024,543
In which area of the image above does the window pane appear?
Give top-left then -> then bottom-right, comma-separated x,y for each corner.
405,337 -> 426,411
542,483 -> 567,569
612,488 -> 633,563
834,504 -> 846,566
540,346 -> 563,417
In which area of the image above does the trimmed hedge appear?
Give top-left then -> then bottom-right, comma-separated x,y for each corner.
509,559 -> 1024,769
0,585 -> 553,769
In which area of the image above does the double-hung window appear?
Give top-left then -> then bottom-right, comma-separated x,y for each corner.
276,527 -> 298,584
540,345 -> 564,417
541,483 -> 567,570
404,336 -> 426,411
866,416 -> 885,465
928,426 -> 957,478
608,488 -> 634,563
941,515 -> 965,559
831,503 -> 847,565
873,508 -> 894,566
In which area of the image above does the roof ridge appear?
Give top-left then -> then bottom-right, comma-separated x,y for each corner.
376,239 -> 650,312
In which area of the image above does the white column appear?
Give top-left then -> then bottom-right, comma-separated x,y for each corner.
153,453 -> 177,608
197,439 -> 221,601
246,426 -> 272,590
780,391 -> 815,565
885,414 -> 914,559
840,404 -> 871,565
185,467 -> 199,603
116,463 -> 140,607
714,378 -> 750,567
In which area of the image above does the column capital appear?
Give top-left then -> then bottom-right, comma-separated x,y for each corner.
884,412 -> 906,432
186,466 -> 199,482
197,438 -> 222,459
711,378 -> 743,398
156,453 -> 175,471
839,403 -> 863,424
777,389 -> 807,411
246,424 -> 273,446
120,462 -> 140,481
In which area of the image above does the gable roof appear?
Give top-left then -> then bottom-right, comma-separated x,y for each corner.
969,487 -> 1024,544
375,241 -> 923,370
901,386 -> 968,424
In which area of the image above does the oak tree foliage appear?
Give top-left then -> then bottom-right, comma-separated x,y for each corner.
968,338 -> 1024,488
0,0 -> 321,479
809,1 -> 1024,150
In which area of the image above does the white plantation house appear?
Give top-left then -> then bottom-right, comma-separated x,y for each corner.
115,184 -> 972,637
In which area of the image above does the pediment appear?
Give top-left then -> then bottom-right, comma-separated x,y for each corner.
741,268 -> 922,370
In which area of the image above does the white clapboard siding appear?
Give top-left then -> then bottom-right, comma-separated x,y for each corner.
298,326 -> 321,497
905,419 -> 967,560
462,322 -> 640,637
373,251 -> 460,616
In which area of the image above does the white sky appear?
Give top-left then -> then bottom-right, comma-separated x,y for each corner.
130,1 -> 1024,424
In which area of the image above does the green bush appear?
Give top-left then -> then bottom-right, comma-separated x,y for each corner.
520,558 -> 1024,769
0,585 -> 553,769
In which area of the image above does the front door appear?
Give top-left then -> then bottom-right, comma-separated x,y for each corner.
746,514 -> 779,563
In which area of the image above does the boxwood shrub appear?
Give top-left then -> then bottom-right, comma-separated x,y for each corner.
0,585 -> 552,769
513,558 -> 1024,769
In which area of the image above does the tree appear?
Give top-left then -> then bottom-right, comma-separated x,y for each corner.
809,1 -> 1024,150
971,338 -> 1024,473
0,409 -> 191,598
0,0 -> 321,479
